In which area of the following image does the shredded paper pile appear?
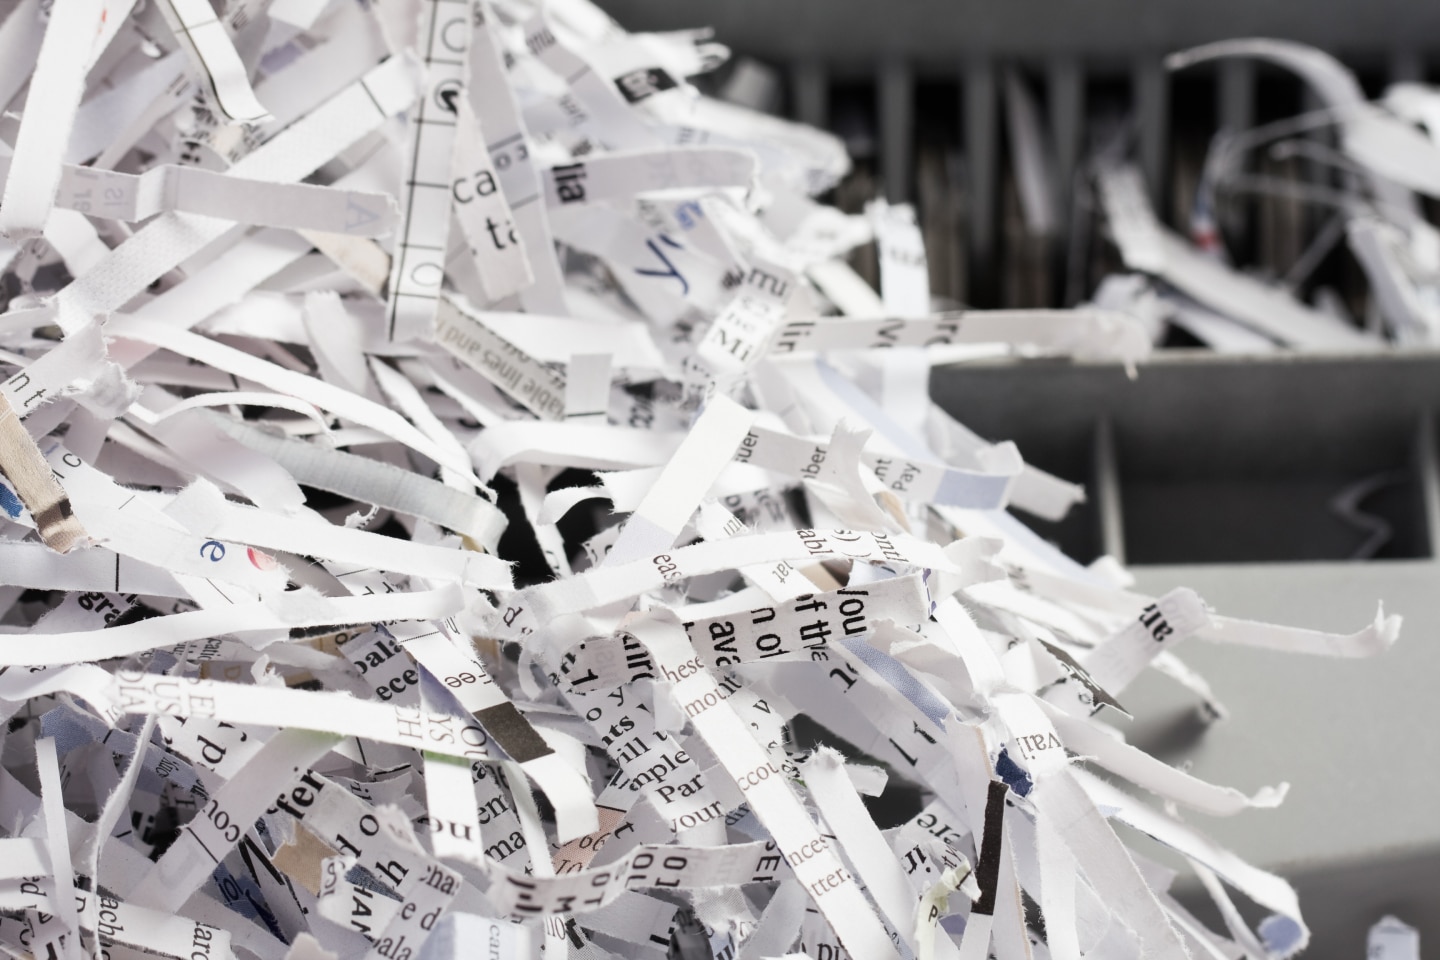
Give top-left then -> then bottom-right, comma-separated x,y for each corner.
0,1 -> 1405,959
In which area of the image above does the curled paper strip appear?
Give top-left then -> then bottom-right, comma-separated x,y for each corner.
0,2 -> 1403,960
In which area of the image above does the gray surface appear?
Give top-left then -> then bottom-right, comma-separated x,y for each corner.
931,351 -> 1440,480
1126,561 -> 1440,866
1125,561 -> 1440,956
599,0 -> 1436,68
931,351 -> 1440,564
